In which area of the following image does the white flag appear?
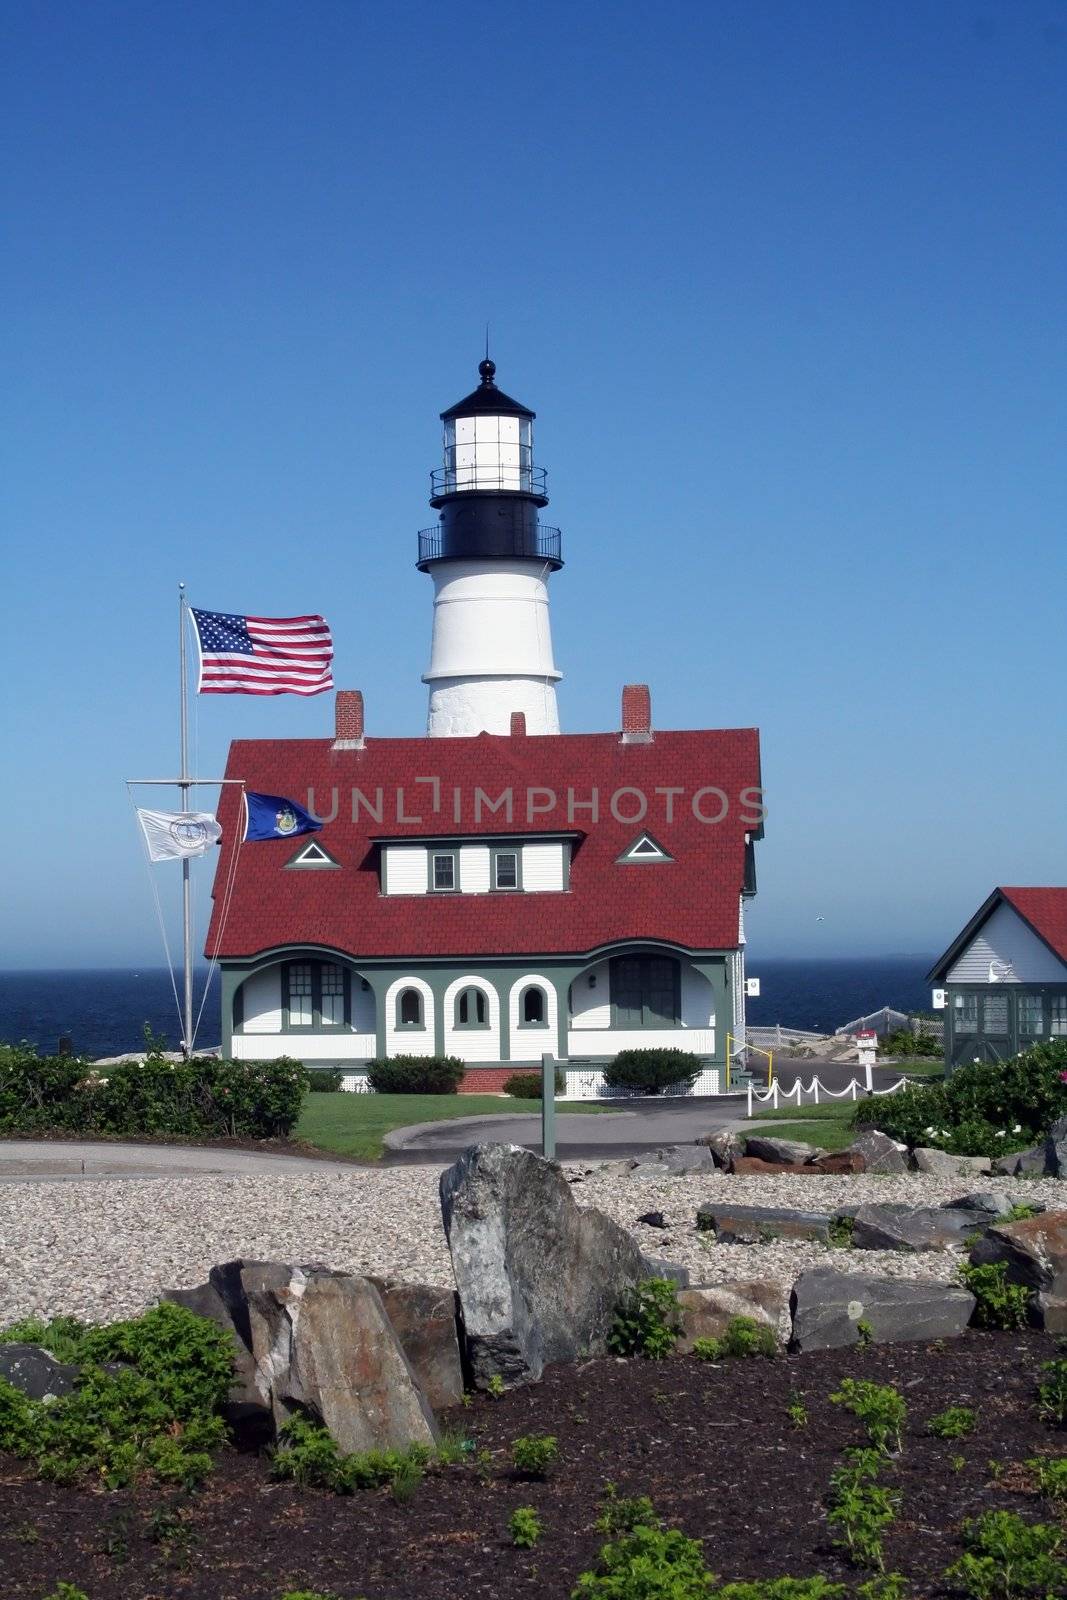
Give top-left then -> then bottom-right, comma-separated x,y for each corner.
137,808 -> 223,862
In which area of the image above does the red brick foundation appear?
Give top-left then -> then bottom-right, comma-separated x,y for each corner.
458,1067 -> 515,1094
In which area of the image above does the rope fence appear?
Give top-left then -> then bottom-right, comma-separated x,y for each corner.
746,1072 -> 909,1117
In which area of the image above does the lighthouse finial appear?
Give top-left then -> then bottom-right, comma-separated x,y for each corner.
478,355 -> 496,386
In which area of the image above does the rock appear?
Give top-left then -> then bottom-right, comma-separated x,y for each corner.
697,1130 -> 744,1168
440,1143 -> 651,1387
950,1191 -> 1015,1217
807,1151 -> 867,1175
969,1211 -> 1067,1333
790,1268 -> 976,1352
675,1280 -> 789,1355
247,1268 -> 439,1453
850,1204 -> 984,1253
368,1280 -> 464,1411
744,1135 -> 826,1165
848,1129 -> 908,1175
1045,1116 -> 1067,1178
629,1145 -> 717,1177
912,1147 -> 992,1178
992,1144 -> 1049,1178
696,1202 -> 832,1245
642,1255 -> 690,1288
730,1156 -> 838,1177
0,1343 -> 79,1402
637,1211 -> 668,1229
163,1272 -> 274,1446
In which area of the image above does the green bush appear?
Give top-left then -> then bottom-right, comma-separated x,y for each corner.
511,1433 -> 559,1477
692,1316 -> 777,1363
943,1509 -> 1063,1598
509,1505 -> 543,1547
1026,1455 -> 1067,1500
366,1054 -> 466,1094
608,1279 -> 681,1359
1036,1357 -> 1067,1426
0,1043 -> 308,1139
0,1302 -> 233,1488
571,1523 -> 716,1598
270,1416 -> 437,1498
717,1583 -> 847,1600
602,1049 -> 702,1096
957,1262 -> 1030,1330
878,1026 -> 941,1059
307,1069 -> 344,1092
928,1406 -> 976,1440
830,1380 -> 907,1456
855,1044 -> 1067,1154
503,1069 -> 565,1098
826,1449 -> 899,1569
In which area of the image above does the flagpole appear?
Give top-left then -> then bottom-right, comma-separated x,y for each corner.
179,583 -> 193,1058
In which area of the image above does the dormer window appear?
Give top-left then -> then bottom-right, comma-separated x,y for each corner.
430,851 -> 456,892
618,833 -> 673,865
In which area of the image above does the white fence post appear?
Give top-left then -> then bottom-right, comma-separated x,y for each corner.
746,1084 -> 753,1117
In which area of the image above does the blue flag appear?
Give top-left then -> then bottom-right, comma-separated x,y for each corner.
244,791 -> 323,842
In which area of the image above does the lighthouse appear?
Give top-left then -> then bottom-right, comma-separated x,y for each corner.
418,359 -> 564,737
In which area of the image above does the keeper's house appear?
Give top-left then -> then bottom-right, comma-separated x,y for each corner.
928,887 -> 1067,1068
205,688 -> 762,1090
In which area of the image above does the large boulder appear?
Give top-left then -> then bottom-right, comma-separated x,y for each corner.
697,1129 -> 745,1168
164,1271 -> 276,1445
259,1271 -> 438,1454
969,1211 -> 1067,1333
696,1202 -> 832,1245
951,1191 -> 1016,1218
849,1204 -> 985,1253
744,1135 -> 826,1165
848,1129 -> 908,1175
912,1147 -> 992,1178
790,1268 -> 976,1352
992,1144 -> 1049,1178
368,1280 -> 464,1411
440,1143 -> 651,1387
0,1344 -> 79,1402
675,1280 -> 789,1354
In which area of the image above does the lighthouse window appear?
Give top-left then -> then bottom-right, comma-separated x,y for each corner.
456,987 -> 489,1028
397,988 -> 424,1029
519,986 -> 547,1026
431,851 -> 456,891
493,849 -> 520,890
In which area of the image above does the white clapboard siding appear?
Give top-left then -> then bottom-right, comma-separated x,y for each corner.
443,978 -> 501,1061
460,844 -> 491,892
240,967 -> 282,1033
569,959 -> 612,1028
947,901 -> 1067,983
567,1027 -> 714,1056
234,1033 -> 375,1060
384,977 -> 436,1057
384,844 -> 427,894
522,840 -> 566,891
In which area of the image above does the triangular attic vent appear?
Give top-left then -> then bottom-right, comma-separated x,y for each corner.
286,840 -> 339,868
618,833 -> 672,864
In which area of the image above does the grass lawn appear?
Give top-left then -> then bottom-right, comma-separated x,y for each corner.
296,1092 -> 613,1161
884,1056 -> 945,1079
750,1099 -> 859,1151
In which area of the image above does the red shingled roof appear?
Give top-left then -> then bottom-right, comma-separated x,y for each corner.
205,727 -> 761,960
999,888 -> 1067,965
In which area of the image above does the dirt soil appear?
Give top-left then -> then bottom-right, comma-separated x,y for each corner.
2,1331 -> 1064,1600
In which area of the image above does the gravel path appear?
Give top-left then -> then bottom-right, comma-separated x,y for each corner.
1,1165 -> 1062,1326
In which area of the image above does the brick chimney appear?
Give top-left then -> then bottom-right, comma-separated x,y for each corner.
620,683 -> 653,744
510,711 -> 527,737
332,689 -> 365,750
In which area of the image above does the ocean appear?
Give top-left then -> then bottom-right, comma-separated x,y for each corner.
0,958 -> 935,1060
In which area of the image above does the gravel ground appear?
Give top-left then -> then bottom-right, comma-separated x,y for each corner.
1,1164 -> 1062,1326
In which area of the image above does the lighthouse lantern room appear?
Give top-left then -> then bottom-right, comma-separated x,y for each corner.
419,359 -> 564,738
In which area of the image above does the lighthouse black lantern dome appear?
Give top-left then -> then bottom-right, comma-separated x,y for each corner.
419,359 -> 564,738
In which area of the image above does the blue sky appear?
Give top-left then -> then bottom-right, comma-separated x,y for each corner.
2,0 -> 1064,969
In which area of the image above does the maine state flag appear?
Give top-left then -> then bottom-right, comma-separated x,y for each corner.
244,791 -> 323,842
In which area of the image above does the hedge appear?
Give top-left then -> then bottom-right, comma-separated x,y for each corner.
855,1040 -> 1067,1155
0,1044 -> 308,1140
503,1069 -> 565,1098
602,1048 -> 702,1096
366,1055 -> 466,1094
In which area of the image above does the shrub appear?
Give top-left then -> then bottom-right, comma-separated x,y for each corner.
503,1069 -> 565,1098
826,1449 -> 899,1570
602,1048 -> 701,1096
692,1317 -> 777,1363
511,1434 -> 559,1477
943,1509 -> 1063,1598
608,1279 -> 681,1359
957,1262 -> 1030,1331
0,1043 -> 308,1139
270,1416 -> 431,1497
42,1588 -> 90,1600
928,1406 -> 977,1440
1036,1357 -> 1067,1426
596,1484 -> 659,1536
0,1302 -> 233,1488
571,1523 -> 716,1598
307,1069 -> 344,1092
830,1380 -> 907,1455
1025,1455 -> 1067,1500
718,1583 -> 847,1599
855,1044 -> 1067,1154
879,1026 -> 941,1059
509,1506 -> 543,1547
366,1054 -> 466,1094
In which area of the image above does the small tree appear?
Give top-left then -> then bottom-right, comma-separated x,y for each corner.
602,1048 -> 701,1096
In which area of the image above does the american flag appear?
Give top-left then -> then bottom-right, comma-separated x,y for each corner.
190,608 -> 334,696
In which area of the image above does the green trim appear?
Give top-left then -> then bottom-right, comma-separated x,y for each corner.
609,953 -> 682,1028
395,986 -> 427,1030
491,845 -> 522,891
281,958 -> 352,1033
516,982 -> 550,1028
454,986 -> 491,1029
428,849 -> 458,892
944,981 -> 1067,1068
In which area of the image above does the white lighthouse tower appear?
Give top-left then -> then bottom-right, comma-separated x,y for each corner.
418,359 -> 563,737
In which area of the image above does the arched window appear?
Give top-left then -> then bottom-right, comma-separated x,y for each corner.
520,986 -> 547,1026
397,988 -> 423,1028
455,986 -> 488,1028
